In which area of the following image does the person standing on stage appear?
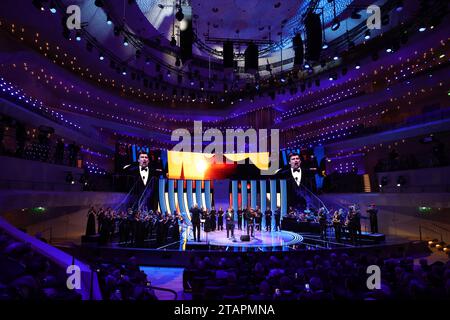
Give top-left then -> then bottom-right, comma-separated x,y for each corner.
274,206 -> 281,231
190,204 -> 201,242
367,204 -> 379,233
226,207 -> 235,238
332,209 -> 343,242
255,206 -> 262,231
265,208 -> 272,232
246,208 -> 255,237
217,207 -> 224,231
210,206 -> 217,231
237,207 -> 243,230
318,207 -> 328,240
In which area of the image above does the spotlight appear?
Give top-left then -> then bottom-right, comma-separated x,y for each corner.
99,53 -> 105,61
106,15 -> 112,25
355,62 -> 361,69
386,47 -> 392,53
170,36 -> 177,47
123,37 -> 129,46
419,26 -> 426,32
331,18 -> 340,31
333,54 -> 339,61
32,0 -> 45,11
175,7 -> 184,21
304,63 -> 310,69
397,175 -> 406,187
122,67 -> 127,76
364,30 -> 370,40
75,31 -> 82,41
395,0 -> 404,12
49,1 -> 57,13
65,172 -> 74,184
322,42 -> 328,49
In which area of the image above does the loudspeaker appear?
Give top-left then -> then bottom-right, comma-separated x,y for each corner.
180,19 -> 193,61
223,41 -> 234,69
292,33 -> 304,66
305,13 -> 322,61
240,235 -> 250,242
244,43 -> 258,73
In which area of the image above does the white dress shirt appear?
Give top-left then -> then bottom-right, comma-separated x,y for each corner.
291,167 -> 302,186
140,166 -> 149,186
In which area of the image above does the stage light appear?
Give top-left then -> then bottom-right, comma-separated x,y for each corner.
123,37 -> 129,46
99,53 -> 105,61
386,47 -> 392,53
331,18 -> 340,31
122,67 -> 127,76
395,0 -> 404,12
66,172 -> 74,184
106,15 -> 112,25
322,42 -> 328,49
364,30 -> 370,40
419,26 -> 426,32
304,63 -> 310,69
175,7 -> 184,21
333,54 -> 339,61
49,1 -> 57,13
355,62 -> 361,69
75,31 -> 82,41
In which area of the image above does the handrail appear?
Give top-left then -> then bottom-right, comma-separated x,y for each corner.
149,286 -> 178,300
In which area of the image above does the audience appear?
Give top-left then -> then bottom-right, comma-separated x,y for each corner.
0,230 -> 81,300
183,252 -> 450,300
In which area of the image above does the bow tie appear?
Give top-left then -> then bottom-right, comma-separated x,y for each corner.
293,168 -> 300,172
141,167 -> 148,172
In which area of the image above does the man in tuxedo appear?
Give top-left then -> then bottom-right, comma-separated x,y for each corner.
278,152 -> 307,211
190,204 -> 201,242
225,208 -> 235,238
129,151 -> 162,212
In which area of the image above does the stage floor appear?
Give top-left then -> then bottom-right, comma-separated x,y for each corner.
182,228 -> 303,250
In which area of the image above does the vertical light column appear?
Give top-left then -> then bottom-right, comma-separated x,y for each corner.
158,178 -> 167,215
280,179 -> 287,219
195,180 -> 203,209
250,180 -> 257,209
204,180 -> 212,210
241,180 -> 247,209
270,179 -> 277,231
232,180 -> 238,220
186,180 -> 194,210
177,180 -> 186,214
260,180 -> 267,230
168,179 -> 177,214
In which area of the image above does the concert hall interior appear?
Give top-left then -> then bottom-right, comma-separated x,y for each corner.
0,0 -> 449,303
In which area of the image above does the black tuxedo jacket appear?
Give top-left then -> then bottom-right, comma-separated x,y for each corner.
128,165 -> 161,211
277,167 -> 307,211
190,207 -> 201,224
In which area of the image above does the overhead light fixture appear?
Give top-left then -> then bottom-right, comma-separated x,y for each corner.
99,53 -> 105,61
106,15 -> 112,25
122,67 -> 127,76
395,0 -> 404,12
75,31 -> 82,41
123,37 -> 129,46
419,26 -> 426,32
333,54 -> 339,60
364,30 -> 371,40
355,62 -> 361,69
322,42 -> 328,49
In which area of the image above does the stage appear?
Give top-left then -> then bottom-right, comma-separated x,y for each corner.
183,229 -> 304,250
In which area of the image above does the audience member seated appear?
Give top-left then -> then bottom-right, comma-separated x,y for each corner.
0,230 -> 81,300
